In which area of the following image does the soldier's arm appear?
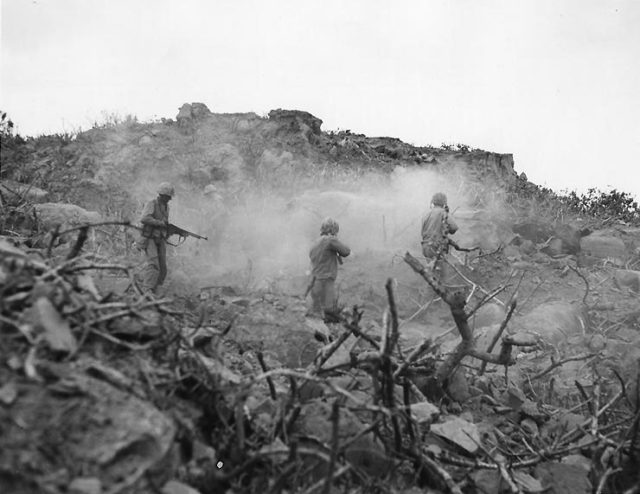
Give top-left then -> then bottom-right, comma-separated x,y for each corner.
330,238 -> 351,258
140,201 -> 165,227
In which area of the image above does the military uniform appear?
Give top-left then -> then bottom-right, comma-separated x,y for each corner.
138,184 -> 173,293
309,223 -> 350,319
421,194 -> 458,282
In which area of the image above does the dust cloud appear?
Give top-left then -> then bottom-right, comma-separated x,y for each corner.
161,166 -> 483,289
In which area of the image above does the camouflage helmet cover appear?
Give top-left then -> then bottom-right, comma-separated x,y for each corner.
157,182 -> 175,198
431,192 -> 447,207
320,217 -> 339,235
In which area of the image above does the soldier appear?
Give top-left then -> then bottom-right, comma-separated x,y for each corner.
138,182 -> 174,293
421,192 -> 458,280
308,217 -> 351,321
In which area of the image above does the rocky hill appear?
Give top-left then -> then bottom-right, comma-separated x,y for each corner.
1,104 -> 640,494
1,103 -> 518,210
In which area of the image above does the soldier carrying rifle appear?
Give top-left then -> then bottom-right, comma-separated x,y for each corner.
137,182 -> 207,294
307,217 -> 351,322
421,192 -> 458,282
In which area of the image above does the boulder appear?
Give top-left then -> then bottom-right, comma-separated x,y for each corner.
513,222 -> 554,243
176,102 -> 211,124
138,135 -> 153,146
469,302 -> 504,330
190,102 -> 211,119
176,103 -> 192,123
0,369 -> 176,494
409,401 -> 440,425
534,462 -> 591,494
268,109 -> 323,135
430,416 -> 481,455
553,223 -> 582,254
516,302 -> 589,347
541,237 -> 564,257
33,202 -> 102,230
580,232 -> 626,262
614,269 -> 640,293
0,180 -> 49,204
472,302 -> 588,353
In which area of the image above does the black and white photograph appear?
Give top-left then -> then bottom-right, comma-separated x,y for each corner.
1,1 -> 639,493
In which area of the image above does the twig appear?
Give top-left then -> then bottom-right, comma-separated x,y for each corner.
322,400 -> 341,494
89,328 -> 153,351
591,379 -> 601,436
463,430 -> 521,493
348,322 -> 379,350
385,278 -> 400,351
257,351 -> 277,400
65,263 -> 131,273
393,338 -> 433,379
47,224 -> 61,257
404,252 -> 518,389
251,368 -> 393,417
313,306 -> 363,372
383,279 -> 402,451
66,226 -> 89,260
403,378 -> 415,444
399,297 -> 439,328
596,467 -> 623,494
475,244 -> 503,259
467,284 -> 510,318
443,256 -> 506,306
410,447 -> 463,494
568,265 -> 590,305
235,395 -> 246,457
303,466 -> 350,494
478,299 -> 518,376
518,279 -> 545,313
530,354 -> 597,381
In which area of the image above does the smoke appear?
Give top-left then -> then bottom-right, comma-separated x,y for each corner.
160,165 -> 502,289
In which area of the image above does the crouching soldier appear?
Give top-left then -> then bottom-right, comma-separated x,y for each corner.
421,192 -> 458,281
137,182 -> 174,294
308,217 -> 351,321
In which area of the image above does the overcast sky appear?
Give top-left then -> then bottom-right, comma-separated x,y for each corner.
2,0 -> 639,198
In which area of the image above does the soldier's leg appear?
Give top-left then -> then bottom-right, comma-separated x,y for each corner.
156,240 -> 167,286
141,240 -> 160,292
322,280 -> 339,321
309,280 -> 325,317
422,243 -> 437,272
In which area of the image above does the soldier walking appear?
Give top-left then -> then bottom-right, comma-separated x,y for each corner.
421,192 -> 458,282
137,182 -> 174,293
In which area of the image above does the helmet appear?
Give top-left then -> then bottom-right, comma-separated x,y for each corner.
431,192 -> 447,207
320,217 -> 339,236
157,182 -> 175,198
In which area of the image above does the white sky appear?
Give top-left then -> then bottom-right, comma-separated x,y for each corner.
2,0 -> 639,198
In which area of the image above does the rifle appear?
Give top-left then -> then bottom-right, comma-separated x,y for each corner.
448,237 -> 480,253
304,276 -> 316,298
167,223 -> 208,242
